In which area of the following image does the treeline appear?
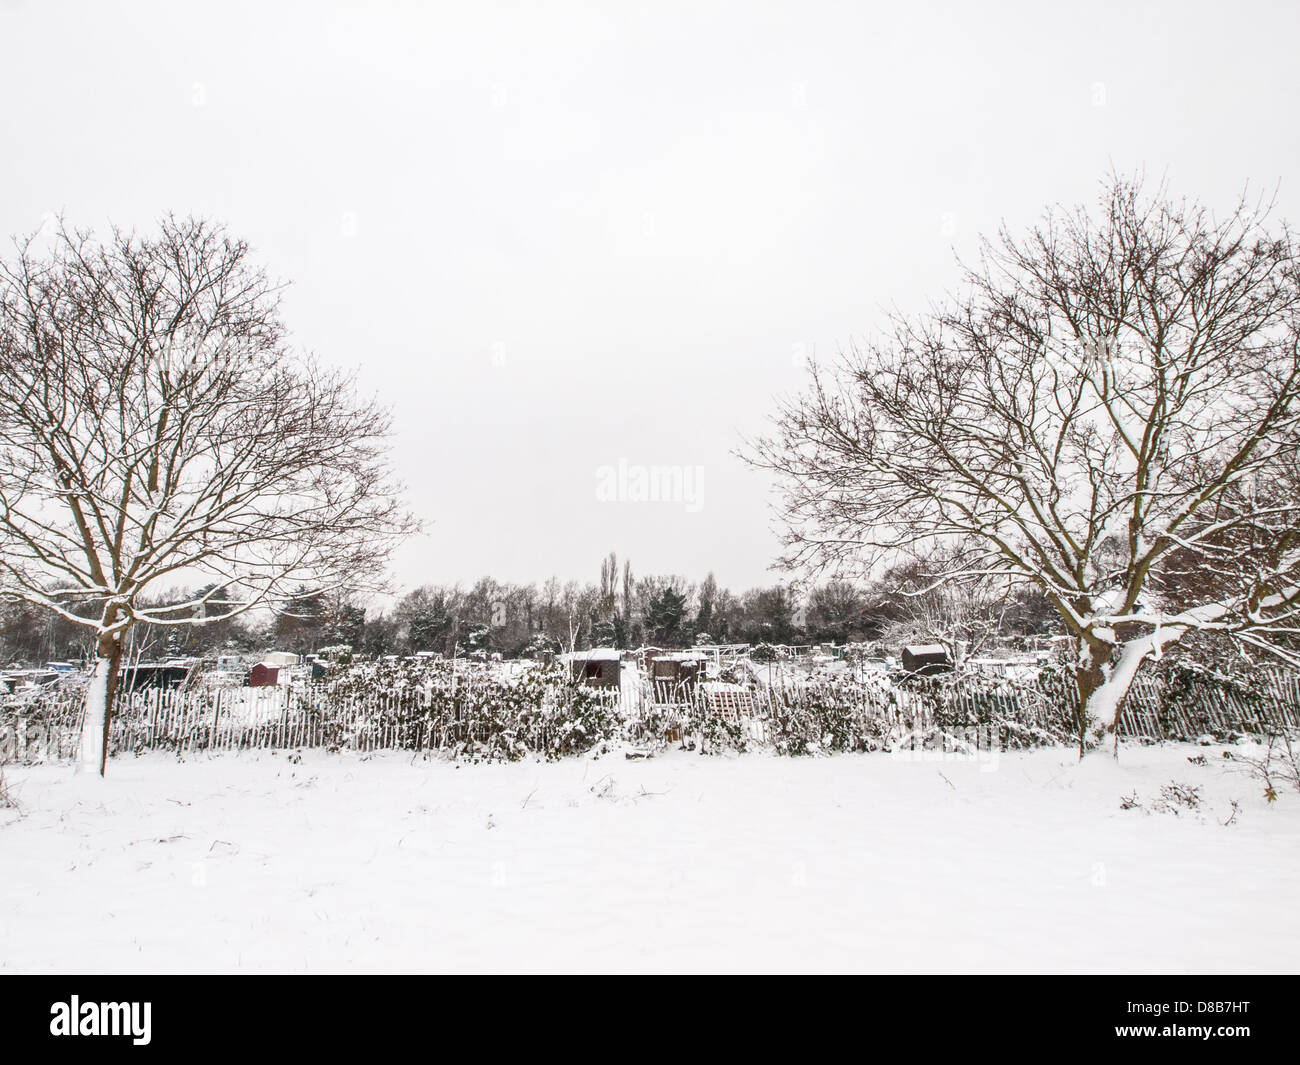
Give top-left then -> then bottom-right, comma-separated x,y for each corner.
0,551 -> 1059,666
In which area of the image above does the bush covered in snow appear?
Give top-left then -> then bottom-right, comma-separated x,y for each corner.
316,658 -> 621,761
755,668 -> 1081,756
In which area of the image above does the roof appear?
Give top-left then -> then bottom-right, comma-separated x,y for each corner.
559,647 -> 623,663
903,644 -> 949,657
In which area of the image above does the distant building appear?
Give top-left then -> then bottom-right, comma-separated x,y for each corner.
560,648 -> 622,688
968,656 -> 1042,681
649,652 -> 707,703
249,664 -> 280,688
119,661 -> 196,692
901,644 -> 951,676
0,670 -> 63,697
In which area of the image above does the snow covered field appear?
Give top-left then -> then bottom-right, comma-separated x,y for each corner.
2,744 -> 1298,974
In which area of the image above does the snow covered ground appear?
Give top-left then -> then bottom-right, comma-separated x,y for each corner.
2,743 -> 1297,973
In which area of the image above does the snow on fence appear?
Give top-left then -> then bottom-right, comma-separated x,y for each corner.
711,669 -> 1082,754
665,667 -> 1300,755
1115,669 -> 1300,739
0,679 -> 635,764
2,665 -> 1298,765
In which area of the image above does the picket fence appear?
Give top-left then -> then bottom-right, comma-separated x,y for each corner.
740,668 -> 1300,752
2,666 -> 1299,765
1116,668 -> 1300,738
0,682 -> 637,764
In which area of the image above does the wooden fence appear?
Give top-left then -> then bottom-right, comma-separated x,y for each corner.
712,668 -> 1300,753
0,682 -> 634,764
2,666 -> 1298,765
1115,669 -> 1300,738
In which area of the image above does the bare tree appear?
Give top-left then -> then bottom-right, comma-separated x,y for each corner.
874,547 -> 1008,665
746,176 -> 1300,752
804,579 -> 871,643
0,217 -> 419,774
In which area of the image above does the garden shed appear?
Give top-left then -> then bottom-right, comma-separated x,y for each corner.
901,644 -> 952,675
562,648 -> 622,688
249,663 -> 280,688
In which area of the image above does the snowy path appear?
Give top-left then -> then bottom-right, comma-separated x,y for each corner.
1,745 -> 1297,973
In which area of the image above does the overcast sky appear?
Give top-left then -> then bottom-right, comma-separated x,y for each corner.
2,0 -> 1297,598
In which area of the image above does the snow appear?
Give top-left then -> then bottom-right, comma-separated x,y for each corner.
559,648 -> 622,662
77,658 -> 110,774
2,744 -> 1297,973
619,660 -> 640,703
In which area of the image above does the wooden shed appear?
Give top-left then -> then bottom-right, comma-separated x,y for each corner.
649,655 -> 702,684
649,653 -> 705,703
249,664 -> 280,688
119,662 -> 194,693
901,644 -> 951,676
563,648 -> 622,689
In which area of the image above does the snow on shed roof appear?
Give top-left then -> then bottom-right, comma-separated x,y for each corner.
559,647 -> 623,662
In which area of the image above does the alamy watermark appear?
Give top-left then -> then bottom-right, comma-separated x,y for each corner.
595,460 -> 705,513
888,727 -> 1000,773
50,996 -> 151,1045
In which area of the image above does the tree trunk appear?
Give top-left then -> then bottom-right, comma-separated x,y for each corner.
78,629 -> 124,776
1075,635 -> 1112,755
1076,635 -> 1153,759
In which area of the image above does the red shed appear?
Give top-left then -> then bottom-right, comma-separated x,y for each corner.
249,664 -> 280,688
